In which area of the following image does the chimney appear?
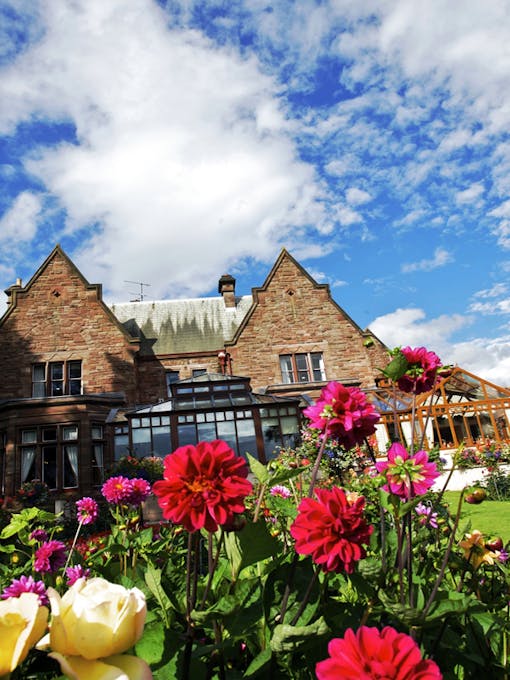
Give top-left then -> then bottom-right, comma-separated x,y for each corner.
218,274 -> 236,308
4,278 -> 22,306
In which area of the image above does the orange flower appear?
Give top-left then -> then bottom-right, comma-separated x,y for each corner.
459,530 -> 498,569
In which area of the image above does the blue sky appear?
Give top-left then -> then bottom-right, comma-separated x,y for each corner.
1,0 -> 510,384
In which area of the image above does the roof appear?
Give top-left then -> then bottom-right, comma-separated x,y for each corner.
111,295 -> 253,355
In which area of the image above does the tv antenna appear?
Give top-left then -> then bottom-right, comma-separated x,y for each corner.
124,280 -> 151,302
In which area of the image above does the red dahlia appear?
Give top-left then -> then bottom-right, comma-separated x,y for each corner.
152,440 -> 253,532
290,487 -> 373,573
316,626 -> 442,679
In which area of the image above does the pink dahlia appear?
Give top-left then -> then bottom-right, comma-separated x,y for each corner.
303,382 -> 380,450
126,478 -> 151,506
65,564 -> 91,586
101,476 -> 133,504
34,540 -> 67,574
290,486 -> 373,574
376,443 -> 440,499
2,575 -> 48,606
397,346 -> 443,395
152,440 -> 253,532
316,626 -> 442,679
76,497 -> 98,525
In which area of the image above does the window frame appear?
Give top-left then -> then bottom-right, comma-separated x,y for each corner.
279,352 -> 326,384
19,424 -> 80,491
32,361 -> 82,398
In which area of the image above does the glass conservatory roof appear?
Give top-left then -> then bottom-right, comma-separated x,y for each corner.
366,367 -> 510,415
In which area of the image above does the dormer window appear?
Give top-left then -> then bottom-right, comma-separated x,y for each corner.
32,361 -> 82,397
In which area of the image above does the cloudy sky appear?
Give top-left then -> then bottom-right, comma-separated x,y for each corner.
1,0 -> 510,385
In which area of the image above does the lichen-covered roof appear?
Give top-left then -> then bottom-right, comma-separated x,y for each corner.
110,296 -> 253,355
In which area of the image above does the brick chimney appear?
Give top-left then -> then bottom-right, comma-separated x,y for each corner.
4,278 -> 22,306
218,274 -> 236,308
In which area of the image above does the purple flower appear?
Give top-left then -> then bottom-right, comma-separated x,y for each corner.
29,529 -> 49,543
415,502 -> 439,528
1,575 -> 48,606
34,540 -> 67,574
126,478 -> 151,506
76,497 -> 99,525
65,564 -> 91,586
498,550 -> 509,564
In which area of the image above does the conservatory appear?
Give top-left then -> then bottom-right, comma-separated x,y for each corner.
369,367 -> 510,451
112,373 -> 302,463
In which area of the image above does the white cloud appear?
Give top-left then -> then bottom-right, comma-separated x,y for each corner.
456,182 -> 484,205
336,205 -> 363,226
401,247 -> 453,273
469,299 -> 510,315
0,191 -> 42,246
0,0 -> 327,299
472,283 -> 508,299
346,187 -> 372,205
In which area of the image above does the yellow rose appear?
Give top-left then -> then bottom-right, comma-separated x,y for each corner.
0,592 -> 48,675
49,652 -> 152,680
47,577 -> 146,660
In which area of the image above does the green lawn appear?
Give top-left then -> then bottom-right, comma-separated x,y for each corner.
441,490 -> 510,542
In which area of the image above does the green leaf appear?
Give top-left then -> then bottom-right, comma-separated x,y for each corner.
270,617 -> 330,653
144,565 -> 173,626
379,351 -> 408,381
244,648 -> 273,678
135,620 -> 166,665
224,520 -> 280,578
267,465 -> 308,487
247,453 -> 270,485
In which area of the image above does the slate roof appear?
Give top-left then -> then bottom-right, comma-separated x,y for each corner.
110,296 -> 253,355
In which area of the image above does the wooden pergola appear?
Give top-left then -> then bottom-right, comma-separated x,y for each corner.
366,367 -> 510,451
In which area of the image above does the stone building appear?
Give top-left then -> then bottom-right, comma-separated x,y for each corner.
0,245 -> 388,499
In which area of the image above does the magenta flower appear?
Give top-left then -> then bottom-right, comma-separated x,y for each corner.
415,502 -> 439,528
396,346 -> 443,394
65,565 -> 91,586
304,382 -> 380,450
126,478 -> 151,506
34,540 -> 67,574
102,476 -> 133,504
270,485 -> 291,498
376,443 -> 440,499
76,497 -> 99,525
1,575 -> 49,606
29,529 -> 49,543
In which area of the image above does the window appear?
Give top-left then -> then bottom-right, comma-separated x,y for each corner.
165,371 -> 180,396
130,416 -> 171,457
261,406 -> 300,460
192,368 -> 207,378
279,353 -> 326,384
91,425 -> 105,486
176,410 -> 258,459
20,425 -> 80,490
32,361 -> 82,397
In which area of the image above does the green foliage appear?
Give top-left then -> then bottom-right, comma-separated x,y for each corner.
2,438 -> 510,677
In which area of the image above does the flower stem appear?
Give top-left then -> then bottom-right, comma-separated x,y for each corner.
422,488 -> 466,619
290,569 -> 319,626
307,423 -> 329,498
63,519 -> 84,572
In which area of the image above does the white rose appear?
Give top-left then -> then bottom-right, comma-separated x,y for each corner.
47,577 -> 146,660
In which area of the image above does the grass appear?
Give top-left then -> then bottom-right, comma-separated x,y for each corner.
441,490 -> 510,542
